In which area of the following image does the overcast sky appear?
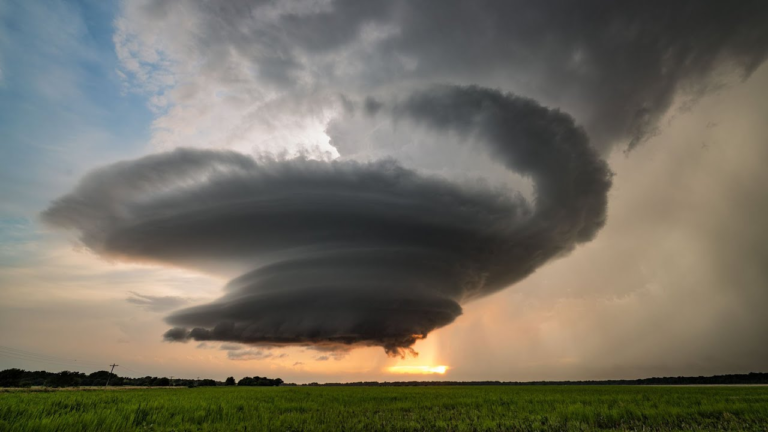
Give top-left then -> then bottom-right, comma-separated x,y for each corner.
1,0 -> 767,383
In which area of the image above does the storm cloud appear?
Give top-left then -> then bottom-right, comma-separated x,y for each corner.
116,0 -> 768,152
42,85 -> 611,356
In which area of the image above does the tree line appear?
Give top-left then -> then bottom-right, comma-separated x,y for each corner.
4,368 -> 764,388
236,376 -> 284,386
301,372 -> 768,387
0,368 -> 284,388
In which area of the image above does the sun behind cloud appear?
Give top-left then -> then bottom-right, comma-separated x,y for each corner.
387,365 -> 448,375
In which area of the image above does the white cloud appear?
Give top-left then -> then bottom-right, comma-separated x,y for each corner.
113,0 -> 350,158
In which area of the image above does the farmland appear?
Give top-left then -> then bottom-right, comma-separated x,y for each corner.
2,385 -> 768,431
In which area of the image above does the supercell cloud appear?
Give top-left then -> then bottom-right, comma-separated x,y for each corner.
42,86 -> 611,356
41,0 -> 768,358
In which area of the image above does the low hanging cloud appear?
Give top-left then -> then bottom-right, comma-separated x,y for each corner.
225,346 -> 289,361
126,291 -> 190,312
42,85 -> 611,357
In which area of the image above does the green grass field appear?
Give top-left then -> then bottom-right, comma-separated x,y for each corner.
1,386 -> 767,431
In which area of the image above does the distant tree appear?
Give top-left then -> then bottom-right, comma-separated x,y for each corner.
199,379 -> 217,387
225,376 -> 236,386
153,377 -> 170,386
45,371 -> 82,388
237,376 -> 284,387
134,377 -> 150,386
0,368 -> 24,387
88,370 -> 116,381
20,377 -> 45,387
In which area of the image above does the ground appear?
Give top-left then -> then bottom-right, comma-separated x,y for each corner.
2,385 -> 768,431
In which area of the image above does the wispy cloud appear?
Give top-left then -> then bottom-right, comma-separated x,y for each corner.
126,291 -> 189,312
225,347 -> 288,361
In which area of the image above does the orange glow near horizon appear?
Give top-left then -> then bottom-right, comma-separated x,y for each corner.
387,365 -> 448,375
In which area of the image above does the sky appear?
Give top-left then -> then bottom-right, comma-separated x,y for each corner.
1,0 -> 767,383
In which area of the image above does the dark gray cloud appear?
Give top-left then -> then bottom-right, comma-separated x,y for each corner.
195,342 -> 216,350
219,343 -> 243,351
376,0 -> 768,150
126,291 -> 190,312
226,348 -> 276,361
122,0 -> 768,152
43,85 -> 611,356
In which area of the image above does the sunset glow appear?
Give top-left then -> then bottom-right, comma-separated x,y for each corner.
388,366 -> 449,375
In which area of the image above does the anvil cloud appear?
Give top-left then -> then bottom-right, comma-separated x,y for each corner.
42,86 -> 611,356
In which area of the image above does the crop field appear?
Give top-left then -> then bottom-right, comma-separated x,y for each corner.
1,385 -> 768,431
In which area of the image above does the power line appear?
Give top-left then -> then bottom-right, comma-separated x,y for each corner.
0,345 -> 174,380
105,364 -> 118,387
0,345 -> 105,369
0,345 -> 71,361
116,364 -> 145,377
0,349 -> 104,371
0,346 -> 150,378
0,351 -> 95,371
0,346 -> 94,365
0,345 -> 91,361
118,365 -> 140,373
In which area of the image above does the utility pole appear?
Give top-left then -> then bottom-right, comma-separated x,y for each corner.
170,376 -> 174,387
105,364 -> 118,388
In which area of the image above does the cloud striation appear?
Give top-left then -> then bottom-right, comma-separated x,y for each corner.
42,85 -> 611,356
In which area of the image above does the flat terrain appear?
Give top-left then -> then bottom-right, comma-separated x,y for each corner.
2,385 -> 768,431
